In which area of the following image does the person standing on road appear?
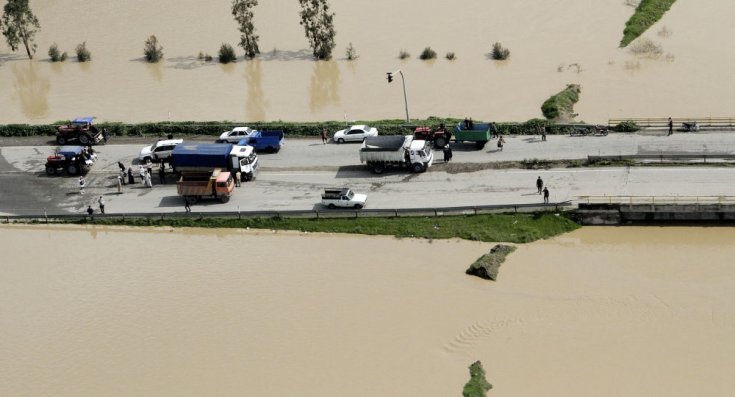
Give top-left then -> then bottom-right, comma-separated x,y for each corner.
159,166 -> 166,184
497,135 -> 505,151
98,196 -> 105,214
102,128 -> 109,143
144,171 -> 153,188
117,175 -> 123,194
536,176 -> 543,194
79,176 -> 86,195
235,171 -> 242,187
443,144 -> 451,163
128,167 -> 135,185
543,187 -> 550,204
118,161 -> 125,172
321,128 -> 328,144
139,166 -> 146,183
87,205 -> 94,215
119,169 -> 126,185
184,201 -> 191,213
668,117 -> 673,136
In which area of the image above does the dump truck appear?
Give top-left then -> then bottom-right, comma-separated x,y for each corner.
171,143 -> 259,181
177,169 -> 234,204
359,136 -> 433,174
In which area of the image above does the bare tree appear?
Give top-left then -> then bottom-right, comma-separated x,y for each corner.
232,0 -> 260,59
1,0 -> 40,59
298,0 -> 336,60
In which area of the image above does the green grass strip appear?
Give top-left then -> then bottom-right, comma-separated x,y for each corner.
55,213 -> 580,244
620,0 -> 677,47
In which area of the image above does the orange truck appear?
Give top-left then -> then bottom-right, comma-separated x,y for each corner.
176,169 -> 234,204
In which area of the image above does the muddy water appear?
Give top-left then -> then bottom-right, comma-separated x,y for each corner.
1,1 -> 734,124
2,225 -> 735,396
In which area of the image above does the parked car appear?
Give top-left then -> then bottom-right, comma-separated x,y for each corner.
321,188 -> 367,209
139,139 -> 183,163
333,125 -> 378,143
218,127 -> 254,143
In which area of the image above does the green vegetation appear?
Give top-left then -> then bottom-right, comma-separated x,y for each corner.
1,0 -> 40,59
218,43 -> 236,63
232,0 -> 260,59
419,46 -> 437,60
75,41 -> 91,62
398,49 -> 410,60
0,117 -> 593,138
620,0 -> 677,47
541,84 -> 581,121
490,42 -> 509,60
298,0 -> 336,60
463,361 -> 493,397
197,51 -> 213,62
466,244 -> 517,281
613,120 -> 640,132
48,43 -> 67,62
345,42 -> 357,60
65,213 -> 579,244
143,35 -> 164,63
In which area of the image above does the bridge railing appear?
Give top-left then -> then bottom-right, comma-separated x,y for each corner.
608,117 -> 735,129
578,195 -> 735,205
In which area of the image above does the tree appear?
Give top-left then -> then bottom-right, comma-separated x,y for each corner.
463,361 -> 493,397
0,0 -> 40,59
231,0 -> 260,59
298,0 -> 336,60
143,35 -> 164,63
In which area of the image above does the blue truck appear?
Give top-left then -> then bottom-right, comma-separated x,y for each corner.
171,143 -> 259,181
237,130 -> 284,153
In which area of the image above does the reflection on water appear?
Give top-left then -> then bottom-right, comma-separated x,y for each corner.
244,60 -> 268,121
11,61 -> 50,119
309,60 -> 340,112
145,62 -> 163,82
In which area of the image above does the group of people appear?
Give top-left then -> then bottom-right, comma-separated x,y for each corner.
462,117 -> 475,130
86,196 -> 105,215
536,176 -> 550,204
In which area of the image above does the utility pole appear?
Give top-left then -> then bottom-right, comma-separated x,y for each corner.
386,70 -> 409,123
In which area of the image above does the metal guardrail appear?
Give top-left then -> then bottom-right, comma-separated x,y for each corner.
588,154 -> 735,162
1,201 -> 574,223
578,196 -> 735,205
608,117 -> 735,128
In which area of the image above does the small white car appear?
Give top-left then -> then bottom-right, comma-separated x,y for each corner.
333,125 -> 378,143
321,188 -> 368,209
139,139 -> 183,163
218,127 -> 254,143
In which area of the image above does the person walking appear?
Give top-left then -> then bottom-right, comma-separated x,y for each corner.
235,171 -> 242,187
119,169 -> 126,185
497,135 -> 505,151
491,122 -> 499,139
102,128 -> 109,143
184,201 -> 191,213
117,175 -> 123,194
668,117 -> 673,136
158,166 -> 166,184
128,167 -> 135,185
79,176 -> 86,195
320,128 -> 328,144
144,171 -> 153,188
98,196 -> 106,214
443,144 -> 451,163
117,161 -> 125,172
543,187 -> 550,204
536,176 -> 543,194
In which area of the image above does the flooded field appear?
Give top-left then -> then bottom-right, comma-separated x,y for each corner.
1,1 -> 734,124
1,225 -> 735,396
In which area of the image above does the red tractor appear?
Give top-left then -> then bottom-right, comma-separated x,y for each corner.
413,124 -> 452,148
56,117 -> 105,145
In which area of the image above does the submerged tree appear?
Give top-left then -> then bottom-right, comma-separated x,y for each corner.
298,0 -> 336,60
0,0 -> 40,59
143,35 -> 164,63
231,0 -> 260,59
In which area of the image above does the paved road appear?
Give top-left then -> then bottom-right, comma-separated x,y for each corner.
2,131 -> 735,215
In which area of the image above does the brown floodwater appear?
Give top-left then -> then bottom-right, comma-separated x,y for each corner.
1,1 -> 734,124
1,225 -> 735,396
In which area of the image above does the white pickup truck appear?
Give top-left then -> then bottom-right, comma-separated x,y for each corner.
321,188 -> 367,209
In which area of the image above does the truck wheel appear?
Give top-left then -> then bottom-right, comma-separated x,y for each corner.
412,163 -> 425,173
220,195 -> 231,203
66,164 -> 79,175
78,134 -> 91,145
353,204 -> 363,210
266,146 -> 276,153
45,166 -> 57,176
435,137 -> 447,148
56,136 -> 67,145
337,138 -> 345,144
475,140 -> 488,150
328,203 -> 336,209
371,164 -> 385,174
185,196 -> 198,205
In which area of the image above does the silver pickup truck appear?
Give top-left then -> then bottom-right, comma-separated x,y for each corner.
321,188 -> 367,209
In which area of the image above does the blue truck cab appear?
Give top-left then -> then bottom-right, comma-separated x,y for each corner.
238,130 -> 284,153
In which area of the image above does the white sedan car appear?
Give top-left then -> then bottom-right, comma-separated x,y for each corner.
333,125 -> 378,143
218,127 -> 254,143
